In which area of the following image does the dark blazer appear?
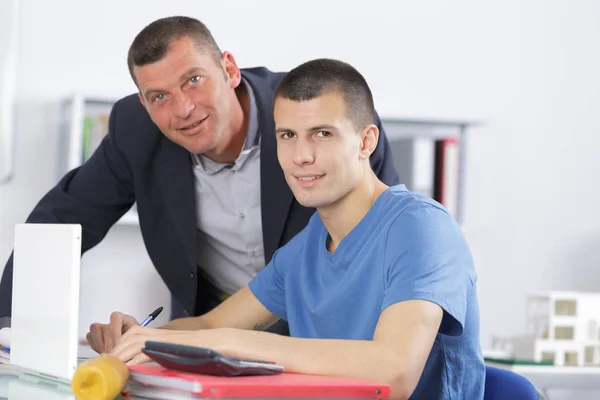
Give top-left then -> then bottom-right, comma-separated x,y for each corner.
0,67 -> 399,318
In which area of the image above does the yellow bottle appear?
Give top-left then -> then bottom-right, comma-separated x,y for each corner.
71,355 -> 129,400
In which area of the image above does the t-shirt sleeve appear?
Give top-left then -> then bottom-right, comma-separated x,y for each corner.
248,228 -> 307,322
382,201 -> 476,336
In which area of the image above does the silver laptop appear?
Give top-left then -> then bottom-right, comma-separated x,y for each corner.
10,223 -> 82,383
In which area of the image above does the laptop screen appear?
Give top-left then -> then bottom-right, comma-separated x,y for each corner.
10,223 -> 82,383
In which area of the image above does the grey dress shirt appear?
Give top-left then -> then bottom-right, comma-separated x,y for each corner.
191,78 -> 265,295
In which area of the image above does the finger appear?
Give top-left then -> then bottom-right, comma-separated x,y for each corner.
122,314 -> 140,331
125,352 -> 151,366
109,312 -> 125,345
117,324 -> 138,344
102,322 -> 115,353
85,332 -> 96,353
112,327 -> 168,363
113,326 -> 173,362
111,337 -> 145,363
89,323 -> 105,353
118,326 -> 161,344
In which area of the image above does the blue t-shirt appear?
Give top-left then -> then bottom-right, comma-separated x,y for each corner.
249,185 -> 485,399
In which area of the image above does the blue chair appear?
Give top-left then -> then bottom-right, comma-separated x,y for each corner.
484,365 -> 541,400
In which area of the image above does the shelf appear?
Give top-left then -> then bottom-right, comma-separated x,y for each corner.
60,94 -> 140,227
381,117 -> 480,140
58,104 -> 478,227
381,117 -> 481,224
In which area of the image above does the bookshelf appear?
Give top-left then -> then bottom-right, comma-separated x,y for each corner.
59,96 -> 476,227
381,117 -> 480,224
59,94 -> 138,226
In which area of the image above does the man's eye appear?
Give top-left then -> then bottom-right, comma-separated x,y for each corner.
281,132 -> 294,139
190,76 -> 201,84
153,94 -> 165,102
316,131 -> 331,137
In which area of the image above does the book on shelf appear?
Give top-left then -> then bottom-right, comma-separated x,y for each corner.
433,137 -> 460,217
61,96 -> 138,225
389,137 -> 436,199
390,136 -> 461,219
81,113 -> 110,163
79,103 -> 112,164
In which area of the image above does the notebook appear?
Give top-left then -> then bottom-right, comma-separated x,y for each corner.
127,364 -> 391,399
10,223 -> 83,383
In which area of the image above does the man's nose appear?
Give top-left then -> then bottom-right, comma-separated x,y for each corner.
172,93 -> 195,119
292,138 -> 315,166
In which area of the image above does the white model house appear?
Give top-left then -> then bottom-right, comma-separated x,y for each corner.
527,291 -> 600,367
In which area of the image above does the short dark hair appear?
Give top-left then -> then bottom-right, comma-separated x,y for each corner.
127,16 -> 222,86
274,58 -> 376,130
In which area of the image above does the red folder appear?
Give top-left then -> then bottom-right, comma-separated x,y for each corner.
126,364 -> 390,399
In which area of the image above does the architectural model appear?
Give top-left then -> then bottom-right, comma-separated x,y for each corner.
527,291 -> 600,366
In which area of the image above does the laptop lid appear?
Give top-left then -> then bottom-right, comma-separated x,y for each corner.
10,223 -> 82,383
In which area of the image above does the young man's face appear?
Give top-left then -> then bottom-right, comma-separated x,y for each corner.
134,36 -> 241,156
274,91 -> 370,209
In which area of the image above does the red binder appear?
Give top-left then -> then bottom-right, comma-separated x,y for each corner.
126,364 -> 391,399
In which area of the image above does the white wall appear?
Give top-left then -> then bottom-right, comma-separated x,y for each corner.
0,1 -> 599,398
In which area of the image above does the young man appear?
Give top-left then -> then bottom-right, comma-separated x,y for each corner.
0,17 -> 399,328
91,59 -> 485,400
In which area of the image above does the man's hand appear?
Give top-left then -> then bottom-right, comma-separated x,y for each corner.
86,312 -> 139,354
110,326 -> 207,365
94,286 -> 277,364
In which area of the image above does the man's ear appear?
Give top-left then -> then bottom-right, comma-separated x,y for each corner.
359,124 -> 379,160
222,51 -> 242,89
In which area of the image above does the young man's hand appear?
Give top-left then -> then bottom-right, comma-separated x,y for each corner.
86,312 -> 139,354
109,326 -> 233,365
109,325 -> 180,365
88,286 -> 278,363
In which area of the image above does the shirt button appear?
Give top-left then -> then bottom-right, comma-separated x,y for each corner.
251,251 -> 257,257
239,212 -> 246,220
190,272 -> 195,279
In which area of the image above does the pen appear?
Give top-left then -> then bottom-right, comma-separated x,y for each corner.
140,306 -> 163,327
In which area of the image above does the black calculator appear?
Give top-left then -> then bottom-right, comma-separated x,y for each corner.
142,341 -> 284,377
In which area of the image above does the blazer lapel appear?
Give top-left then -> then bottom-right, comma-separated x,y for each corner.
244,72 -> 294,263
155,135 -> 197,269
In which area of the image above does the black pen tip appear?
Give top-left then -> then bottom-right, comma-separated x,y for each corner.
150,306 -> 163,318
